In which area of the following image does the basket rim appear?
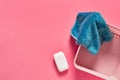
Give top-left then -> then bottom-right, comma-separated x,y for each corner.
74,24 -> 120,79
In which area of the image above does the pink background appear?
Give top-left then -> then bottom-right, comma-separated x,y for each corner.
0,0 -> 120,80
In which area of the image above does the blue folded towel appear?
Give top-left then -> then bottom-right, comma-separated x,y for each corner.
71,12 -> 113,54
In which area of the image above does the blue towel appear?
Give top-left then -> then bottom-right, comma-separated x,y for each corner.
71,12 -> 113,54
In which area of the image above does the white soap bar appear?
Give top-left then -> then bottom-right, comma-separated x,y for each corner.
53,51 -> 69,72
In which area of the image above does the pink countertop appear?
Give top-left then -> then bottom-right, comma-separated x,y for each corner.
0,0 -> 120,80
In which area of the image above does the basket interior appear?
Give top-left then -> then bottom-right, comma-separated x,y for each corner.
75,34 -> 120,79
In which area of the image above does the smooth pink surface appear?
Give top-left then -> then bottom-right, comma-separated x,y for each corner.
76,35 -> 120,79
0,0 -> 120,80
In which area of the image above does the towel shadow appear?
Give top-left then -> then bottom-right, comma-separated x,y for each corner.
69,35 -> 78,54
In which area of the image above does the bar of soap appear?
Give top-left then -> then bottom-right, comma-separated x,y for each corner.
53,51 -> 69,72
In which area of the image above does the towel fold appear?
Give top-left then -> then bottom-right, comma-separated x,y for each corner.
71,12 -> 113,54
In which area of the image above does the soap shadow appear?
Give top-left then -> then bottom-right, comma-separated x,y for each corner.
52,36 -> 78,76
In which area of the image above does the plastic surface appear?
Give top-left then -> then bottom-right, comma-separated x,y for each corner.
74,25 -> 120,80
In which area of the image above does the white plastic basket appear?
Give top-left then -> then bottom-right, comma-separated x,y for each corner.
74,25 -> 120,80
